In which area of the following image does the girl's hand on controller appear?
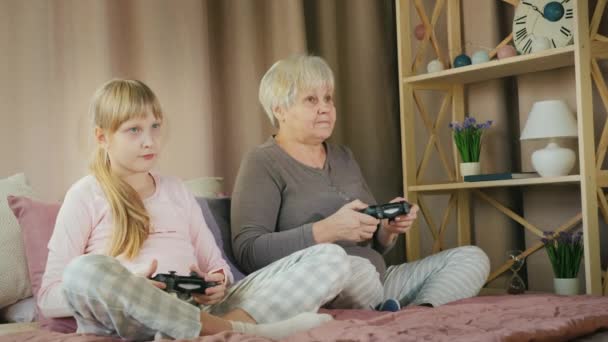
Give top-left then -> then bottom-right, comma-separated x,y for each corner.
189,265 -> 227,305
138,259 -> 166,290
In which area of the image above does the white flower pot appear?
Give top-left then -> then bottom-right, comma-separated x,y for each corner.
460,162 -> 481,177
553,278 -> 579,295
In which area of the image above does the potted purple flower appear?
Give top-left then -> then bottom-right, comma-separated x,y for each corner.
449,117 -> 493,177
541,231 -> 584,295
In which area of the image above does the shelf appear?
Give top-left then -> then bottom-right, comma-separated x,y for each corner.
403,45 -> 575,87
409,175 -> 581,192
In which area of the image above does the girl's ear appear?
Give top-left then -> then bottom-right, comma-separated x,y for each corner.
95,127 -> 108,147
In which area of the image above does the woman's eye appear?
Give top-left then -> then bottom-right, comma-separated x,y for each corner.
324,95 -> 333,102
306,96 -> 317,104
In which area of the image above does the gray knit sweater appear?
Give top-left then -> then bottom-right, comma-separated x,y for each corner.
231,137 -> 395,277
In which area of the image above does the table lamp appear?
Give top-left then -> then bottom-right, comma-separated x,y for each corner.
520,100 -> 578,177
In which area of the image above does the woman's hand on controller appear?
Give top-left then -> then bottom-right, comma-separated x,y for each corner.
189,265 -> 227,305
138,259 -> 166,290
380,197 -> 419,235
313,199 -> 380,243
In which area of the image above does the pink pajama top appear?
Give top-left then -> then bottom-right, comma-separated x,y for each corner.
38,173 -> 233,318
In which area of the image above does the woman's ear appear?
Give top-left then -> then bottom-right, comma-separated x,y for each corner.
273,106 -> 284,124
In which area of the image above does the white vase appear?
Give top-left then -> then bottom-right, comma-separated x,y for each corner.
460,162 -> 481,177
531,142 -> 576,177
554,278 -> 579,295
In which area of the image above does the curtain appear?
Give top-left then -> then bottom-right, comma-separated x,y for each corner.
0,0 -> 405,261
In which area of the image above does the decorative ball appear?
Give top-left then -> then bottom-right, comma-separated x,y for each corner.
544,2 -> 565,22
426,59 -> 444,73
497,45 -> 517,59
471,50 -> 490,64
414,24 -> 426,40
531,36 -> 552,52
453,54 -> 472,68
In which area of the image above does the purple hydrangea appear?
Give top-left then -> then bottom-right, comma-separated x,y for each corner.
573,231 -> 583,244
541,230 -> 584,278
476,120 -> 493,129
448,116 -> 493,163
463,116 -> 476,128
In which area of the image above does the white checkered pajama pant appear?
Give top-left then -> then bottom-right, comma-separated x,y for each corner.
329,245 -> 491,310
62,244 -> 349,341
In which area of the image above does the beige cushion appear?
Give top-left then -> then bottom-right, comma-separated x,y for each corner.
0,174 -> 34,309
184,177 -> 224,197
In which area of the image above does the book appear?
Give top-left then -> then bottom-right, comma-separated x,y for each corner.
463,172 -> 538,182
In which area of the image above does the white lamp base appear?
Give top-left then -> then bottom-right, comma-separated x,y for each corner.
531,142 -> 576,177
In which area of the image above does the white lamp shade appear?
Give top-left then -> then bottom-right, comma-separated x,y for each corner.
520,100 -> 578,140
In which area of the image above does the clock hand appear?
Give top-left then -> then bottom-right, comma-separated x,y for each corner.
522,1 -> 546,18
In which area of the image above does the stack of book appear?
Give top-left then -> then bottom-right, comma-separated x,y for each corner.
463,173 -> 538,182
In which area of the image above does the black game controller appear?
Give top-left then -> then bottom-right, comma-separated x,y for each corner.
360,201 -> 411,221
152,271 -> 219,300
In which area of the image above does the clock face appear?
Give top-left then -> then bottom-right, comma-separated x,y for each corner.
513,0 -> 575,54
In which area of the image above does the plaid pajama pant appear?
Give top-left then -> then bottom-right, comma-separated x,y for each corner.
62,244 -> 349,341
329,245 -> 490,309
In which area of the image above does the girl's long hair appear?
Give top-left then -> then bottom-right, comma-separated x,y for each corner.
89,79 -> 163,259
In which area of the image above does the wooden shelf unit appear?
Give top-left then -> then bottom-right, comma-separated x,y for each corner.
395,0 -> 607,295
404,46 -> 575,87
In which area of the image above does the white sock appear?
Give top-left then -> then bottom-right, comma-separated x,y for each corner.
231,312 -> 332,339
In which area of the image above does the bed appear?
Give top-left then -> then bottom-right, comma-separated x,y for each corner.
3,191 -> 608,341
2,293 -> 608,341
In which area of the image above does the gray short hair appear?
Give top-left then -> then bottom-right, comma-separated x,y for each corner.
258,55 -> 335,127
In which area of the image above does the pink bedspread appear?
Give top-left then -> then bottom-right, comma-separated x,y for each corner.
4,294 -> 608,342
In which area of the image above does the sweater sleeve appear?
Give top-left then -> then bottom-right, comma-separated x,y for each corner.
231,150 -> 316,274
186,189 -> 234,285
38,185 -> 93,318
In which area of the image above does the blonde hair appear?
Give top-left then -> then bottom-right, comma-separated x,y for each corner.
259,55 -> 334,127
89,79 -> 163,259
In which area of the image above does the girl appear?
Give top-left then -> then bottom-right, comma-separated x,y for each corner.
38,79 -> 350,341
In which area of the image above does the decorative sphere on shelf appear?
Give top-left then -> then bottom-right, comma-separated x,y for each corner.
497,45 -> 517,59
414,24 -> 426,40
544,2 -> 565,22
453,54 -> 472,68
426,59 -> 444,73
471,50 -> 490,64
531,36 -> 552,52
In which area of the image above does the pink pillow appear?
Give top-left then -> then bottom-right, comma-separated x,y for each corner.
7,195 -> 77,333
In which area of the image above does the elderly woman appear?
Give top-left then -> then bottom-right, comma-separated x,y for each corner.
231,55 -> 490,310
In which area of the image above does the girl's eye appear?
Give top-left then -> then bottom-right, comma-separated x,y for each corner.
129,127 -> 141,133
152,123 -> 161,129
